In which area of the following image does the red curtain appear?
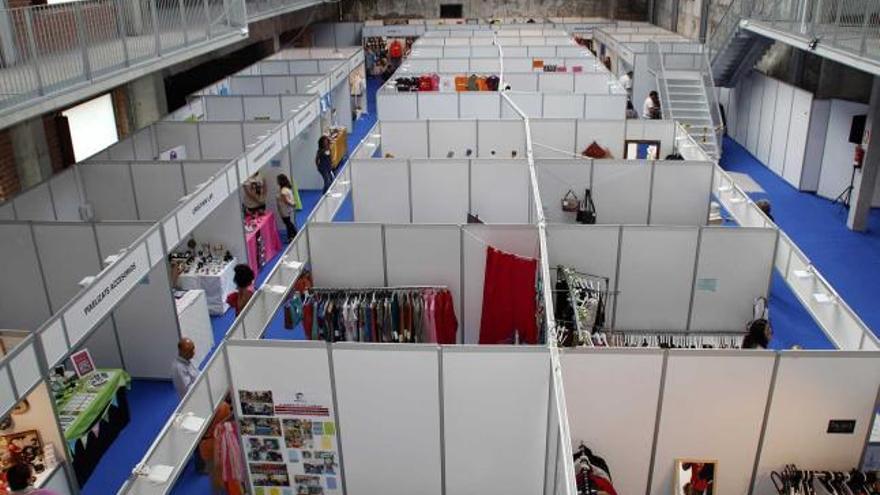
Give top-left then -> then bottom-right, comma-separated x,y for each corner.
479,246 -> 538,345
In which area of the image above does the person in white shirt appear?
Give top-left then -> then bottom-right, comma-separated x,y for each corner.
276,173 -> 297,243
172,338 -> 198,399
643,91 -> 661,119
619,71 -> 633,95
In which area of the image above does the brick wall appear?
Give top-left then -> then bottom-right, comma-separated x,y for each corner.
8,2 -> 119,60
0,130 -> 22,201
111,86 -> 131,139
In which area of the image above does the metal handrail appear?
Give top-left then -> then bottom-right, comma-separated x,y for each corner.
0,0 -> 245,114
646,41 -> 674,122
674,123 -> 879,350
710,0 -> 880,64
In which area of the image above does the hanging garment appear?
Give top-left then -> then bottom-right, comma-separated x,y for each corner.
476,76 -> 489,91
389,39 -> 403,58
435,289 -> 458,344
430,73 -> 440,91
467,74 -> 479,91
419,75 -> 433,91
440,75 -> 456,92
486,75 -> 500,91
479,247 -> 538,345
455,75 -> 468,91
214,421 -> 245,495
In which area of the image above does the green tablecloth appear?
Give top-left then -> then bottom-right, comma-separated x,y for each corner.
56,369 -> 130,442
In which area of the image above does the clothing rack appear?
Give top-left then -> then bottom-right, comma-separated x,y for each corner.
295,286 -> 458,345
602,331 -> 743,349
770,465 -> 879,494
556,266 -> 615,347
308,285 -> 448,292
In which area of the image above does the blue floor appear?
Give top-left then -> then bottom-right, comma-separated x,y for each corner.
88,81 -> 379,495
720,136 -> 880,347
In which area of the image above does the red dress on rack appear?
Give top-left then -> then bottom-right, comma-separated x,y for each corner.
479,246 -> 538,344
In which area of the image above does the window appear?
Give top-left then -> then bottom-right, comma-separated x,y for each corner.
440,4 -> 463,18
61,94 -> 119,162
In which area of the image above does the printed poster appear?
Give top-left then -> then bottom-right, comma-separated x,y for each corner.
239,389 -> 340,493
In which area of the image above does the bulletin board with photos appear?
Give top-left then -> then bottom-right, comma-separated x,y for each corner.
238,389 -> 341,495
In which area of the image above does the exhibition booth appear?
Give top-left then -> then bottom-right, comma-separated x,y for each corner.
0,47 -> 367,493
348,157 -> 714,226
377,118 -> 675,161
561,347 -> 879,494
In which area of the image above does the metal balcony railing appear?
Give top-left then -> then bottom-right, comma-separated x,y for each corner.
244,0 -> 324,22
709,0 -> 880,65
0,0 -> 246,113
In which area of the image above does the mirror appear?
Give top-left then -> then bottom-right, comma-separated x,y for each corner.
674,459 -> 716,495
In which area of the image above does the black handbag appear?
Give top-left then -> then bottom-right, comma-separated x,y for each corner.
576,189 -> 597,225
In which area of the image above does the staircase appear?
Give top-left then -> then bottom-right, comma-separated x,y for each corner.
648,42 -> 723,160
711,30 -> 773,87
663,71 -> 720,159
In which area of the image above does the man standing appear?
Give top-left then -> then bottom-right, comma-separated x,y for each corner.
172,338 -> 198,399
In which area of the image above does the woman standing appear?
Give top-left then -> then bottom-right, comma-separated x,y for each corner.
316,136 -> 334,193
226,264 -> 255,316
276,174 -> 297,242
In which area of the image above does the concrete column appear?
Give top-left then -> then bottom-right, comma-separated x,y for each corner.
127,72 -> 168,130
847,76 -> 880,231
10,118 -> 53,189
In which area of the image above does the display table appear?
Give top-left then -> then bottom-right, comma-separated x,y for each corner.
56,369 -> 131,487
329,127 -> 348,169
175,289 -> 213,366
245,212 -> 283,274
178,260 -> 236,315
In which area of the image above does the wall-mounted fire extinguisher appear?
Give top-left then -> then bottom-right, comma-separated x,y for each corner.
854,144 -> 865,169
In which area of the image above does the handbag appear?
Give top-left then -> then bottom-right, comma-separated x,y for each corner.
561,189 -> 580,212
576,189 -> 597,224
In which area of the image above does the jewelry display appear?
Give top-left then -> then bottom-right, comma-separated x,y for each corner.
169,239 -> 231,275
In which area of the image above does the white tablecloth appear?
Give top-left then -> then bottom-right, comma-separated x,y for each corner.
175,289 -> 213,366
177,260 -> 236,315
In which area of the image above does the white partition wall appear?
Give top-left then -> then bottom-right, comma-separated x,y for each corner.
689,228 -> 777,331
333,344 -> 442,495
592,160 -> 651,223
615,227 -> 698,330
428,120 -> 476,158
650,351 -> 775,495
752,352 -> 880,492
443,348 -> 550,495
562,347 -> 880,495
351,159 -> 411,223
409,159 -> 469,222
562,349 -> 664,495
225,342 -> 555,495
0,224 -> 52,329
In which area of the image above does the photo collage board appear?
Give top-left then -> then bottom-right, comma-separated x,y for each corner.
239,389 -> 341,495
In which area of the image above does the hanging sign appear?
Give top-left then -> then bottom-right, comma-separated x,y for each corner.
63,243 -> 150,346
294,103 -> 318,135
827,419 -> 857,434
331,67 -> 347,87
176,176 -> 229,240
247,130 -> 284,176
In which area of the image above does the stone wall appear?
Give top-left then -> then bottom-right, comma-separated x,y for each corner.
338,0 -> 648,21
